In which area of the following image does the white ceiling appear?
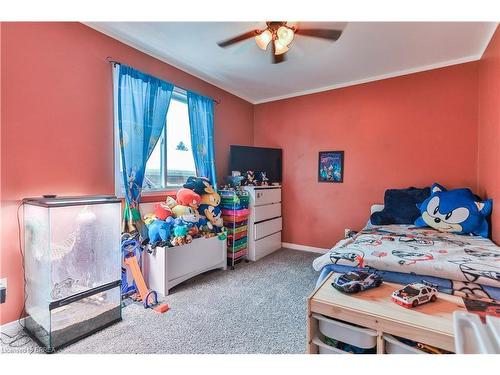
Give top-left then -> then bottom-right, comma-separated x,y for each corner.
86,22 -> 497,104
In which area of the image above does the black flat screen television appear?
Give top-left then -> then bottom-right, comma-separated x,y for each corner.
230,145 -> 282,183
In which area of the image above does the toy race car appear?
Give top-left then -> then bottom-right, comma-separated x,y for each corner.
332,270 -> 383,294
391,281 -> 438,308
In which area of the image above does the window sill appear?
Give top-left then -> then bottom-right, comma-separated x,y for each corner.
116,189 -> 180,203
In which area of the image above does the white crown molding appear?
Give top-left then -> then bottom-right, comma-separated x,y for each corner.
282,242 -> 328,254
82,22 -> 256,104
84,22 -> 498,106
253,54 -> 482,104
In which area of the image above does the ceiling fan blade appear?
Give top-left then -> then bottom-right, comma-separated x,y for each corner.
295,28 -> 342,41
272,43 -> 287,64
217,30 -> 258,48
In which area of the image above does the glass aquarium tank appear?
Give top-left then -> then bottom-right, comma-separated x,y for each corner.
23,195 -> 122,351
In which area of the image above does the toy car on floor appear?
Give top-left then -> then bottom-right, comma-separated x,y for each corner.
392,281 -> 438,308
331,270 -> 383,293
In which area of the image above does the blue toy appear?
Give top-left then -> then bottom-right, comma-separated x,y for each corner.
414,183 -> 492,238
332,270 -> 383,294
147,218 -> 174,244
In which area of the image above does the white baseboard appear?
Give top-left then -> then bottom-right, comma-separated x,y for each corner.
282,242 -> 329,254
0,317 -> 25,337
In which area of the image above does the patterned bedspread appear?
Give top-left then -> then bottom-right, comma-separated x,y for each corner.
313,225 -> 500,290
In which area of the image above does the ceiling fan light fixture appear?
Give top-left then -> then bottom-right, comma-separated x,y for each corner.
255,29 -> 272,50
277,26 -> 294,46
274,39 -> 289,55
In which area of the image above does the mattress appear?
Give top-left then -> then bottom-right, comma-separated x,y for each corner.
313,224 -> 500,300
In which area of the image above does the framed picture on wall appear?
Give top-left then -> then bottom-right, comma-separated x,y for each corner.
318,151 -> 344,183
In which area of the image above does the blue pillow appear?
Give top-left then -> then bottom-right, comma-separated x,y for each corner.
371,187 -> 431,225
415,183 -> 492,238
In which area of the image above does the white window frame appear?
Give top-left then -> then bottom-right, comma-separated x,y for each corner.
113,86 -> 192,198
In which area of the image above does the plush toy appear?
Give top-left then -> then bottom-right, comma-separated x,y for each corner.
147,218 -> 173,245
154,202 -> 172,220
171,205 -> 200,224
143,213 -> 156,226
176,188 -> 201,209
170,225 -> 192,246
165,196 -> 178,209
414,183 -> 492,238
183,177 -> 223,232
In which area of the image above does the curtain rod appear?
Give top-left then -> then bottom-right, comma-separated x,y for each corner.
106,57 -> 221,105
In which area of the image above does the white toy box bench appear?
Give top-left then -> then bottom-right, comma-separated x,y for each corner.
140,202 -> 227,297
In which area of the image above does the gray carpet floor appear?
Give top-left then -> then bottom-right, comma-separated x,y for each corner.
2,248 -> 318,354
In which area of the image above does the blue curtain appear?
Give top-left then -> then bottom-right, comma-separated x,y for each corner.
113,64 -> 174,232
187,91 -> 217,187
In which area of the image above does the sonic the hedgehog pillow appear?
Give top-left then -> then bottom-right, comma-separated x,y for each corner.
414,183 -> 492,238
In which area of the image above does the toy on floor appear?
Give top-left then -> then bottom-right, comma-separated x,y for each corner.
331,270 -> 383,294
122,236 -> 169,313
391,281 -> 438,308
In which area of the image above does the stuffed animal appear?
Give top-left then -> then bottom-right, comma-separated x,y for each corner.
184,177 -> 223,232
154,202 -> 172,220
171,205 -> 199,224
414,183 -> 492,238
165,196 -> 178,209
143,213 -> 156,226
147,218 -> 174,245
176,188 -> 201,209
170,225 -> 192,246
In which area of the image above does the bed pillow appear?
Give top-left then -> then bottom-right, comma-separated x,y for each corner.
370,187 -> 431,225
414,183 -> 492,238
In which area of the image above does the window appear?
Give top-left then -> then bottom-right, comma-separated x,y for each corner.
115,88 -> 196,196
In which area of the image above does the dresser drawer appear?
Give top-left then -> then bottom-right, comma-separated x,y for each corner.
254,203 -> 281,222
252,231 -> 282,261
254,217 -> 282,240
254,188 -> 281,206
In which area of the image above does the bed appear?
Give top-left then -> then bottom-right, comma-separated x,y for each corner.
313,205 -> 500,301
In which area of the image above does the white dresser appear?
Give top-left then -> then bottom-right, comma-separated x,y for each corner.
243,186 -> 282,261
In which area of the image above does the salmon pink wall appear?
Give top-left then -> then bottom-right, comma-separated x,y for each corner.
478,25 -> 500,243
0,22 -> 254,324
254,63 -> 480,249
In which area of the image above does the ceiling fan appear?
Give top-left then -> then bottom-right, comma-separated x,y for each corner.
217,22 -> 343,64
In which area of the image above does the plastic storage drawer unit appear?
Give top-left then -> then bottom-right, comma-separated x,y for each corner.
313,313 -> 378,349
383,334 -> 425,354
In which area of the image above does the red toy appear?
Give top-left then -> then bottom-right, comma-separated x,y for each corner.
154,202 -> 172,220
176,188 -> 201,209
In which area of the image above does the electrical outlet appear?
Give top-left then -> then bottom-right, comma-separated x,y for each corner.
344,229 -> 351,238
0,278 -> 6,304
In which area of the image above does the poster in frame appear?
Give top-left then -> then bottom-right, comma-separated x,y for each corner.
318,151 -> 344,183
